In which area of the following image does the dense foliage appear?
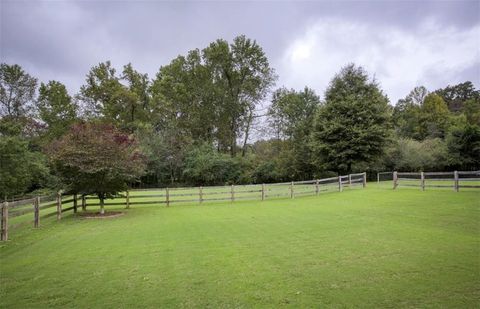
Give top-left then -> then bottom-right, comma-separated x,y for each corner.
311,64 -> 391,174
1,35 -> 479,197
49,122 -> 146,213
0,136 -> 49,198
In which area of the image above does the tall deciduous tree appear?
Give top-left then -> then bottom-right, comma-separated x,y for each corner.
79,62 -> 150,131
268,86 -> 320,179
418,93 -> 450,139
79,61 -> 122,118
121,63 -> 151,127
151,35 -> 276,157
37,81 -> 77,139
392,86 -> 427,140
435,81 -> 480,112
49,122 -> 146,214
203,35 -> 276,156
0,63 -> 38,118
269,87 -> 319,139
311,64 -> 391,174
150,49 -> 216,141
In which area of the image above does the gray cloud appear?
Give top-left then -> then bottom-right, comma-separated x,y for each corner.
278,16 -> 479,103
1,0 -> 479,103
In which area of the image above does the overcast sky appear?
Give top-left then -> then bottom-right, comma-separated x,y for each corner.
1,0 -> 479,104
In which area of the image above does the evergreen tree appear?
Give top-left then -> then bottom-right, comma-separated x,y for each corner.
311,64 -> 391,174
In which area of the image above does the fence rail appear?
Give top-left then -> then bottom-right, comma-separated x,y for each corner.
0,173 -> 367,241
387,170 -> 480,191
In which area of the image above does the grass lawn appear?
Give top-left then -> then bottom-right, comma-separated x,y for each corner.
1,186 -> 479,308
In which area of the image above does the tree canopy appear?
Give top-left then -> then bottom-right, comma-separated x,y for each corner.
311,64 -> 391,174
49,122 -> 146,213
0,63 -> 37,119
1,35 -> 479,198
151,35 -> 276,157
37,80 -> 77,140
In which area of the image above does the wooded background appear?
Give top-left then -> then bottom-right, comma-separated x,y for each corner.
1,35 -> 479,199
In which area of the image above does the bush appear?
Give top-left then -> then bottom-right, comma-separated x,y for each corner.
383,137 -> 448,171
183,143 -> 241,185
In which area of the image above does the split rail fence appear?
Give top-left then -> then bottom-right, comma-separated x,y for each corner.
1,172 -> 367,241
377,170 -> 480,191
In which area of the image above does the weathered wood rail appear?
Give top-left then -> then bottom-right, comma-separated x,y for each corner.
1,173 -> 367,241
390,170 -> 480,191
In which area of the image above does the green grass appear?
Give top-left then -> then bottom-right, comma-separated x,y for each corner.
1,186 -> 479,308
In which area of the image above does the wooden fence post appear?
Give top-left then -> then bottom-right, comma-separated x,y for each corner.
377,173 -> 380,184
56,191 -> 62,220
231,185 -> 235,202
421,172 -> 425,191
81,195 -> 86,211
126,190 -> 130,209
261,184 -> 265,201
393,171 -> 398,189
1,201 -> 8,241
348,174 -> 352,186
290,181 -> 294,198
73,194 -> 77,213
454,171 -> 459,192
338,176 -> 343,192
166,188 -> 170,207
199,186 -> 203,204
34,197 -> 40,228
363,172 -> 367,188
315,179 -> 319,196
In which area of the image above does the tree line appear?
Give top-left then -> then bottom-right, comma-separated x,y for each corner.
1,35 -> 479,198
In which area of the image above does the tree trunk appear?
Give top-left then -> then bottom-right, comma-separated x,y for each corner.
241,109 -> 254,157
230,117 -> 237,157
100,197 -> 105,215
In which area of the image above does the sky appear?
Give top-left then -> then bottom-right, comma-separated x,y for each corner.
1,0 -> 479,104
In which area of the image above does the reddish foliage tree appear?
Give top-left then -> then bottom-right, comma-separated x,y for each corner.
49,122 -> 146,214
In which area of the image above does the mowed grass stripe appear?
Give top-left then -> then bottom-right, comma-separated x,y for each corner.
1,187 -> 479,308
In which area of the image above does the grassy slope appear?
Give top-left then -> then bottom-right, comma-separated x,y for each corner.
1,187 -> 479,308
